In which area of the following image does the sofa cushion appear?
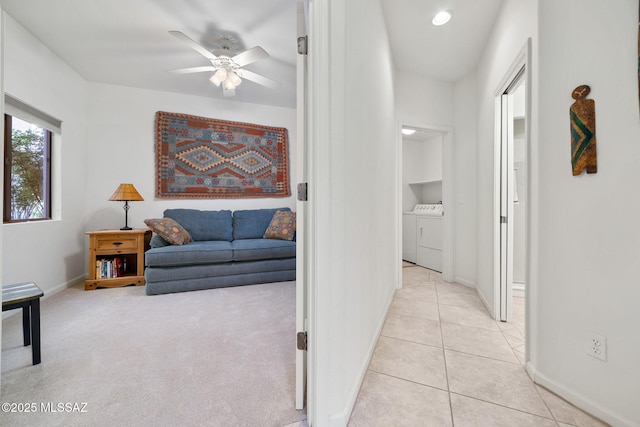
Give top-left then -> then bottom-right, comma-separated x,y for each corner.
232,207 -> 291,240
145,258 -> 296,283
145,270 -> 297,295
145,241 -> 233,267
150,233 -> 171,248
231,238 -> 296,261
164,209 -> 232,242
263,210 -> 296,241
144,218 -> 193,245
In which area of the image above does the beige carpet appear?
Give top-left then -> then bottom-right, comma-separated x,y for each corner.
1,281 -> 304,427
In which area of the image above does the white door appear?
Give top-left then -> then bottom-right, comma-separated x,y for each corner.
295,0 -> 309,410
498,67 -> 525,322
498,91 -> 515,322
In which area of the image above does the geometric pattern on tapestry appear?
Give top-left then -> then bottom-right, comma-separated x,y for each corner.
156,111 -> 290,199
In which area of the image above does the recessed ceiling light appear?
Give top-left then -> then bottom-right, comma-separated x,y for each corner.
402,128 -> 417,135
432,10 -> 453,26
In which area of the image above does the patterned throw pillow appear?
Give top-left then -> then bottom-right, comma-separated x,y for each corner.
263,210 -> 296,241
144,218 -> 193,245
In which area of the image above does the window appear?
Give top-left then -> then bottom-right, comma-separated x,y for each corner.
4,114 -> 52,222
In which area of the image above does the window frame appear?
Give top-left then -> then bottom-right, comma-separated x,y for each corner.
4,113 -> 53,223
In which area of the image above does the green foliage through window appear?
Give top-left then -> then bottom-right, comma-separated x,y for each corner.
4,115 -> 51,222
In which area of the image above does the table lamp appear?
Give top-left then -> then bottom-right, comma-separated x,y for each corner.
109,183 -> 144,230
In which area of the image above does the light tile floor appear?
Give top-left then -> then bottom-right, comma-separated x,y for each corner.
347,264 -> 610,427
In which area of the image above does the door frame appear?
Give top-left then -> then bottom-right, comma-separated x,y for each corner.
397,121 -> 453,284
294,0 -> 308,411
493,39 -> 531,339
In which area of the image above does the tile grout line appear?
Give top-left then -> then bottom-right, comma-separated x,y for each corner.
493,300 -> 561,425
399,268 -> 601,427
448,391 -> 560,423
442,347 -> 524,366
439,318 -> 506,333
378,333 -> 443,351
433,271 -> 456,427
531,382 -> 562,426
366,368 -> 450,394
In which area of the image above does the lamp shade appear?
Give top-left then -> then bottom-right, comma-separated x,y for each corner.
108,184 -> 144,202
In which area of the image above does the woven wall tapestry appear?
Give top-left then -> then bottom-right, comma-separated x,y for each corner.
156,111 -> 290,199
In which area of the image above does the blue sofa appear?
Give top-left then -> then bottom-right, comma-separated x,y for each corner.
144,208 -> 296,295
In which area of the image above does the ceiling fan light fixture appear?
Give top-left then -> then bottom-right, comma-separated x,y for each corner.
210,68 -> 228,86
223,78 -> 236,91
227,71 -> 242,87
432,10 -> 453,26
169,31 -> 278,96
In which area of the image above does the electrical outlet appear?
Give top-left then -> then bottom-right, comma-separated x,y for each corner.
588,334 -> 607,361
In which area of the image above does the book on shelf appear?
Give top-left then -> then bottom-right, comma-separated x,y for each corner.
95,257 -> 127,279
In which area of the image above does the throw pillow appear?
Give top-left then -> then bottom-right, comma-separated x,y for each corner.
144,218 -> 193,245
263,210 -> 296,241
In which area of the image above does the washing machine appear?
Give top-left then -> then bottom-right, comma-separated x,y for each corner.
403,204 -> 443,271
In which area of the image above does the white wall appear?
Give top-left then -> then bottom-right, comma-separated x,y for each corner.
473,0 -> 538,315
402,140 -> 423,211
402,135 -> 443,211
84,83 -> 297,237
452,72 -> 478,287
310,0 -> 397,424
534,1 -> 640,425
422,135 -> 443,182
420,135 -> 443,203
395,69 -> 453,127
2,13 -> 88,294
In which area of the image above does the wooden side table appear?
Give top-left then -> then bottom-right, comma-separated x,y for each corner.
84,229 -> 151,290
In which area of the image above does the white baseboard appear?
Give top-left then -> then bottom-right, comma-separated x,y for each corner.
512,282 -> 525,298
532,368 -> 636,427
454,277 -> 476,288
476,288 -> 495,319
43,274 -> 86,299
2,275 -> 84,320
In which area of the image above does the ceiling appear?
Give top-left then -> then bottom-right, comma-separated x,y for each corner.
0,0 -> 503,109
381,0 -> 504,82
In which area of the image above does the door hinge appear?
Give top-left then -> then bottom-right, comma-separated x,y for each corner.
500,216 -> 507,224
297,182 -> 308,201
297,36 -> 308,55
297,331 -> 308,351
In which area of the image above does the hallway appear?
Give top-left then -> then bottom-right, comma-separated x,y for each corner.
348,265 -> 608,426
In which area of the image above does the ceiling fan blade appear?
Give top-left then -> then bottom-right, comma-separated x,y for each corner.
232,46 -> 269,67
167,66 -> 216,74
169,30 -> 217,61
236,69 -> 281,89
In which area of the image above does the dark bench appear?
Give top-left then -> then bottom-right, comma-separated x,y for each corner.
2,282 -> 43,365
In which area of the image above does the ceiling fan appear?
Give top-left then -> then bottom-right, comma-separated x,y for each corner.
167,30 -> 280,97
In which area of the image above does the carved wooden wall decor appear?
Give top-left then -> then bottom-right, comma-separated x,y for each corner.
570,85 -> 597,176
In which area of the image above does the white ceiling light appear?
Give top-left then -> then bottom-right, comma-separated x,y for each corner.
402,128 -> 416,135
209,68 -> 228,86
432,10 -> 453,26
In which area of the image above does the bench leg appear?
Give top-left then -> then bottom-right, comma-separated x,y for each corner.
31,299 -> 41,365
22,304 -> 31,346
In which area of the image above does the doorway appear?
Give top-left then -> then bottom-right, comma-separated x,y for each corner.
399,124 -> 453,284
494,41 -> 530,339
